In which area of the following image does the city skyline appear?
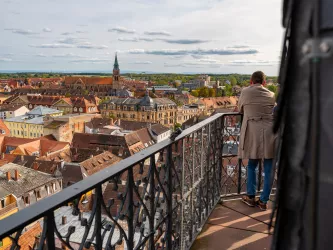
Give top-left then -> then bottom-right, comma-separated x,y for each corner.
1,0 -> 283,75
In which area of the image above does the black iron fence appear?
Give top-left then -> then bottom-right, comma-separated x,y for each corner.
0,113 -> 275,250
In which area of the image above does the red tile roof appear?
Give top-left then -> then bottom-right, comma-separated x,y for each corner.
3,222 -> 42,250
65,76 -> 113,85
0,120 -> 10,136
80,151 -> 122,176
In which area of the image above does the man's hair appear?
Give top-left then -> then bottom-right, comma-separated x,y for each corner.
251,71 -> 266,84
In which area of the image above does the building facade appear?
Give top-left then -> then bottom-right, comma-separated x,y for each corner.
4,106 -> 63,139
100,92 -> 178,126
0,105 -> 29,120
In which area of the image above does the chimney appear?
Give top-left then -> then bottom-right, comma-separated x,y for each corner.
62,216 -> 67,225
60,160 -> 65,170
33,162 -> 39,170
14,169 -> 19,181
6,171 -> 11,181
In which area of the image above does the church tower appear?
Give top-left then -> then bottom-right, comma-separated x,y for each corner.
112,53 -> 121,89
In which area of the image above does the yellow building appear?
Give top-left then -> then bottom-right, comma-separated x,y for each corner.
4,106 -> 62,139
100,93 -> 178,127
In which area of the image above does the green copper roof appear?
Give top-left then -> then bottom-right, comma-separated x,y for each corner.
113,53 -> 119,70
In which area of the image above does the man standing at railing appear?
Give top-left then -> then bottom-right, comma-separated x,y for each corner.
238,71 -> 276,210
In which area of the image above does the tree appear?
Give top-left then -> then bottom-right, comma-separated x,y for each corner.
198,87 -> 209,97
191,90 -> 199,97
224,84 -> 233,97
109,113 -> 116,119
267,85 -> 277,94
229,76 -> 237,86
208,88 -> 216,97
174,123 -> 182,131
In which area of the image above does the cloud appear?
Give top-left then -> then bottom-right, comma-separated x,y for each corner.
131,61 -> 153,64
118,37 -> 156,42
36,53 -> 47,57
43,27 -> 52,32
123,47 -> 259,56
164,58 -> 223,68
117,37 -> 208,44
227,45 -> 252,49
30,41 -> 108,49
76,30 -> 87,34
5,28 -> 39,35
163,39 -> 208,44
76,42 -> 108,49
61,32 -> 74,36
118,37 -> 139,42
70,58 -> 112,63
228,59 -> 279,66
108,27 -> 135,34
58,37 -> 85,44
10,11 -> 20,15
144,30 -> 171,36
0,57 -> 13,62
29,43 -> 74,48
52,53 -> 85,58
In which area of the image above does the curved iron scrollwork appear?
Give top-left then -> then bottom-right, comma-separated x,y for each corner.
0,113 -> 274,250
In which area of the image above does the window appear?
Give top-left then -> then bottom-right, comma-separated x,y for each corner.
36,190 -> 41,199
79,108 -> 83,112
25,131 -> 27,136
147,116 -> 149,120
0,199 -> 5,208
34,133 -> 36,137
30,132 -> 32,137
24,195 -> 30,205
74,107 -> 77,112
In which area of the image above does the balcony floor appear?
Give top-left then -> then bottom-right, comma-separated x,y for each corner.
191,198 -> 275,250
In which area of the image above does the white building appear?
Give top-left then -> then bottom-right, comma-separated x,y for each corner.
0,105 -> 30,120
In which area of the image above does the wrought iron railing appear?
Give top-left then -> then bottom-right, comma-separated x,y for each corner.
0,113 -> 274,250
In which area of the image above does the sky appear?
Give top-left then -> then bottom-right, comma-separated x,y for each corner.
0,0 -> 284,75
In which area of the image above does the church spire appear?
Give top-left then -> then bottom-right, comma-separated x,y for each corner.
113,53 -> 119,70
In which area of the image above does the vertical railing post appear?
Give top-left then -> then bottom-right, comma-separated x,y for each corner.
189,132 -> 195,241
206,123 -> 211,213
217,116 -> 223,197
258,159 -> 263,192
46,211 -> 55,250
166,145 -> 173,249
180,139 -> 185,250
127,168 -> 134,249
95,185 -> 102,249
238,159 -> 243,194
148,156 -> 155,250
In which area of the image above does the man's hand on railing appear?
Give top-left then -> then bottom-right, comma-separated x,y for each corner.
170,128 -> 182,141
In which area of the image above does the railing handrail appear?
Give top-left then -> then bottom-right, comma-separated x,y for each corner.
0,112 -> 239,239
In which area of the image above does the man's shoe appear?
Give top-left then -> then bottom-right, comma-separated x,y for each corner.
256,199 -> 268,211
242,195 -> 255,207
